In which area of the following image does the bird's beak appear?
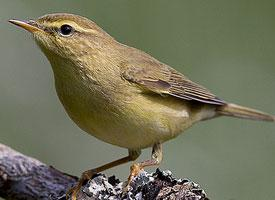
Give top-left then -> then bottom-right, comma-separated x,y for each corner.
9,19 -> 42,33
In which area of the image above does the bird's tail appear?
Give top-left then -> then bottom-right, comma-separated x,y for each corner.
216,103 -> 275,122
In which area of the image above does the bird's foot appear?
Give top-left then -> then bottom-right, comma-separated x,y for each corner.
66,170 -> 96,200
128,163 -> 144,183
123,163 -> 144,193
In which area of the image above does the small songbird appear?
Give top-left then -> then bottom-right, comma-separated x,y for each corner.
9,13 -> 275,200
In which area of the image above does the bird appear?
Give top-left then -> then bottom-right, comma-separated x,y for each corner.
9,13 -> 275,200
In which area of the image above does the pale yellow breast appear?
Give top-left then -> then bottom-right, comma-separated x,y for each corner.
49,56 -> 207,150
55,75 -> 200,149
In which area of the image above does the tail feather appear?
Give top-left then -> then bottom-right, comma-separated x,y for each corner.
217,103 -> 275,122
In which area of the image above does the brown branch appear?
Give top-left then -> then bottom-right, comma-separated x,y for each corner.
0,143 -> 209,200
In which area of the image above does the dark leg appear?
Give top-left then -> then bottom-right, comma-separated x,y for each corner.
127,143 -> 162,185
68,149 -> 141,200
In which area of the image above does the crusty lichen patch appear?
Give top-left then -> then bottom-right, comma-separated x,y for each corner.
84,169 -> 209,200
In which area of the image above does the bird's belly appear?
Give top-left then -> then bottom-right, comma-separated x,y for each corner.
60,91 -> 197,150
78,109 -> 193,150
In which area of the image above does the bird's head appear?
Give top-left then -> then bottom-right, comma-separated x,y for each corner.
9,13 -> 114,63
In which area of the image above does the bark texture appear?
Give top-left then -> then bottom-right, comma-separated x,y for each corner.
0,143 -> 209,200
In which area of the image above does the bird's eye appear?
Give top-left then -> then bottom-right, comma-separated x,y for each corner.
59,24 -> 74,36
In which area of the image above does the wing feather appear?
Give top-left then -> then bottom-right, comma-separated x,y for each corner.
121,59 -> 225,105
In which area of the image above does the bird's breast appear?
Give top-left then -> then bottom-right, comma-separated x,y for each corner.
52,63 -> 200,149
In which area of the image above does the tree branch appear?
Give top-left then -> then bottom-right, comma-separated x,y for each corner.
0,143 -> 209,200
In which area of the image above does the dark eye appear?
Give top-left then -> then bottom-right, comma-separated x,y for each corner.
59,24 -> 74,36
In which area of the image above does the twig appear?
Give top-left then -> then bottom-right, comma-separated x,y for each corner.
0,143 -> 209,200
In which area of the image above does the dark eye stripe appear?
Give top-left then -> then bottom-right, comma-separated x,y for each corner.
41,25 -> 78,36
43,26 -> 55,34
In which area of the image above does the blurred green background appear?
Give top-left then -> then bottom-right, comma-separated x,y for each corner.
1,0 -> 275,199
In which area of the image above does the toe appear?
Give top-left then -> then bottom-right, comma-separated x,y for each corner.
130,163 -> 143,177
127,163 -> 143,186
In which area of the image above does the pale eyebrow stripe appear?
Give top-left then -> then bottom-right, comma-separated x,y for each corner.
43,21 -> 98,33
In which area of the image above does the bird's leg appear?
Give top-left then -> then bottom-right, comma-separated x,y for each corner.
127,142 -> 162,186
67,150 -> 141,200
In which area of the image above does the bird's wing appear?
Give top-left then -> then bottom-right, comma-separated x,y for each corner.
121,60 -> 225,105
